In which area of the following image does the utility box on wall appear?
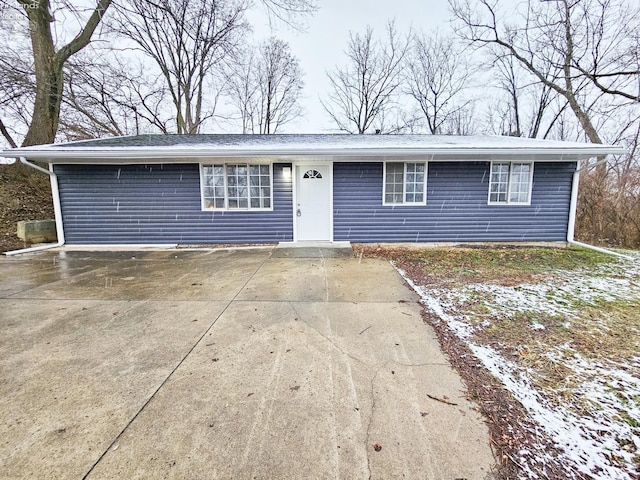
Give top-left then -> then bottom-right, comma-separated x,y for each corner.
17,220 -> 57,244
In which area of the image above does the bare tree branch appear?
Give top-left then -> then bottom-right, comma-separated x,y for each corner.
322,21 -> 410,134
0,117 -> 18,148
226,38 -> 304,133
58,53 -> 171,140
110,0 -> 249,134
404,30 -> 474,134
450,0 -> 605,144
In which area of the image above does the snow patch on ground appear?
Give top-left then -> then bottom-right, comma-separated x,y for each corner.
395,256 -> 640,480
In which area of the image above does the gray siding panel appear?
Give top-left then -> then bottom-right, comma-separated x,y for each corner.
55,163 -> 293,244
333,161 -> 575,242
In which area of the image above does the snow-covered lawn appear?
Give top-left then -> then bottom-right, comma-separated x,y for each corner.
389,247 -> 640,480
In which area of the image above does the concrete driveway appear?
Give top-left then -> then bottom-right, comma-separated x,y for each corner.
0,247 -> 494,479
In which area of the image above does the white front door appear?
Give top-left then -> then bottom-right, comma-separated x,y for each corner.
295,164 -> 332,241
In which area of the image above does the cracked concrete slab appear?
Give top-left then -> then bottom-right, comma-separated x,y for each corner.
0,248 -> 494,479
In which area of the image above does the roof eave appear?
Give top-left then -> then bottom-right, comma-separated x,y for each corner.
0,145 -> 627,163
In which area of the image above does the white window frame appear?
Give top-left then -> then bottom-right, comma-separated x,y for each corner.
200,163 -> 274,211
488,161 -> 534,206
382,161 -> 428,206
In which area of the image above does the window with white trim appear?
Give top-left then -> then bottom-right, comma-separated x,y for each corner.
383,162 -> 427,205
201,164 -> 272,210
488,162 -> 533,205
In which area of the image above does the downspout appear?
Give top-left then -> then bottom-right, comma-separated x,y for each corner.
3,157 -> 65,255
566,157 -> 635,261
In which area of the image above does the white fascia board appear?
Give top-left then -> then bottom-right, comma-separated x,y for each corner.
0,145 -> 627,163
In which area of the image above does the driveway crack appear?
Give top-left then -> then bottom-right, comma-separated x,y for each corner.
365,366 -> 383,480
290,302 -> 370,367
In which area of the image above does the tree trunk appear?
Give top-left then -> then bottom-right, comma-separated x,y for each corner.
21,1 -> 63,146
19,0 -> 113,146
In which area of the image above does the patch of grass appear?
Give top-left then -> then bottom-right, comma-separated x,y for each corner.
475,311 -> 570,357
475,299 -> 639,360
468,299 -> 640,406
356,244 -> 616,286
621,412 -> 640,429
571,300 -> 640,361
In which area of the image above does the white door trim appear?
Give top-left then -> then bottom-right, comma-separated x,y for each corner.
292,162 -> 333,242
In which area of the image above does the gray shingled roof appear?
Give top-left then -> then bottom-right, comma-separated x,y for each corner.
43,133 -> 620,150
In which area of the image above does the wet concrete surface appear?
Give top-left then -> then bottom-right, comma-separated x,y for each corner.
0,247 -> 494,479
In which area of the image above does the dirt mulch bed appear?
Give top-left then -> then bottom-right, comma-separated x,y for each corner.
0,165 -> 54,253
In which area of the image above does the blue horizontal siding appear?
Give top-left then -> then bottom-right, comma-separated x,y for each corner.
333,161 -> 575,242
55,160 -> 574,245
55,163 -> 293,244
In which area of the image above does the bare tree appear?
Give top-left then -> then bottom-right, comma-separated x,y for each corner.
256,38 -> 303,134
226,48 -> 260,134
404,31 -> 473,134
110,0 -> 249,135
570,0 -> 640,103
442,105 -> 477,135
58,55 -> 173,140
486,52 -> 568,138
322,22 -> 410,134
450,0 -> 610,144
0,0 -> 113,146
227,37 -> 303,134
0,28 -> 34,147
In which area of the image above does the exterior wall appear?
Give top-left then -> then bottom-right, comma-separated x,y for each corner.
333,161 -> 575,242
54,163 -> 293,244
55,160 -> 575,245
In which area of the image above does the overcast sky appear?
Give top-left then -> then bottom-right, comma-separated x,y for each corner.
248,0 -> 452,133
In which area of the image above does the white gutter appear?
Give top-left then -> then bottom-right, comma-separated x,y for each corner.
4,158 -> 65,255
0,146 -> 628,161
